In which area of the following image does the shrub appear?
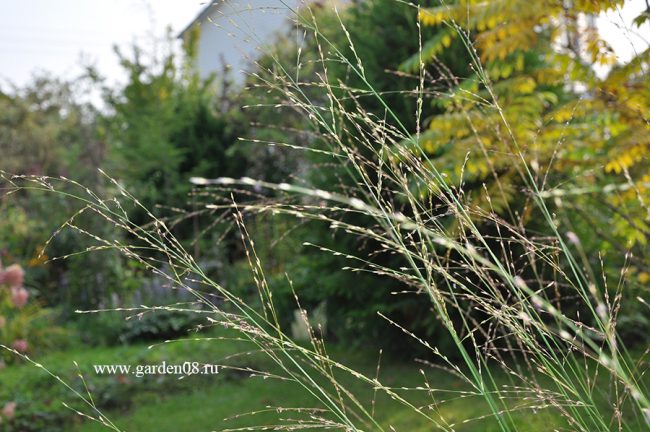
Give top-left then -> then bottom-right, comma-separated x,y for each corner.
0,261 -> 69,365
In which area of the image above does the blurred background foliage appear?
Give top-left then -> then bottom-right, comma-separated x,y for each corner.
0,0 -> 647,360
406,0 -> 650,342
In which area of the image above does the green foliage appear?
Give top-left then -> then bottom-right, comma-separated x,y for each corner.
0,75 -> 132,312
100,35 -> 247,231
322,0 -> 469,131
403,0 -> 650,346
0,331 -> 253,431
2,2 -> 649,429
0,75 -> 101,182
77,309 -> 206,346
0,261 -> 70,365
239,0 -> 474,354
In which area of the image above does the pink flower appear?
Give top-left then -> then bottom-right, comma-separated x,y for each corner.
2,402 -> 16,419
12,339 -> 28,353
0,264 -> 24,288
10,287 -> 29,308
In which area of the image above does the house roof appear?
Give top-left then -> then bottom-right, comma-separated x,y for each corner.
177,0 -> 221,38
178,0 -> 346,39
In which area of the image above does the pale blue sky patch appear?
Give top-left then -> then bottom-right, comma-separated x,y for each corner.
0,0 -> 647,90
0,0 -> 205,88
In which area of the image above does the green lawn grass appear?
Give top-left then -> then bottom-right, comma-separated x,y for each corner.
1,330 -> 572,431
70,376 -> 560,432
68,359 -> 563,432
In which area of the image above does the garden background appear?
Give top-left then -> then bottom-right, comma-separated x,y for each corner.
0,0 -> 649,431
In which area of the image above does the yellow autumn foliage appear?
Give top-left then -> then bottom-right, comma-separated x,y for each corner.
399,0 -> 649,245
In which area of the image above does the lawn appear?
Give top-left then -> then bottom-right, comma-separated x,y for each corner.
2,329 -> 568,431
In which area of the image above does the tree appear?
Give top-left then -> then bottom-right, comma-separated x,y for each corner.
403,0 -> 649,341
0,75 -> 130,310
235,0 -> 473,353
100,32 -> 247,232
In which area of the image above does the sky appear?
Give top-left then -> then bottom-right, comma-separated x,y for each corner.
0,0 -> 648,91
595,0 -> 649,67
0,0 -> 206,89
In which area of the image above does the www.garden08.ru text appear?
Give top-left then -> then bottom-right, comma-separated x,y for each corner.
93,362 -> 219,378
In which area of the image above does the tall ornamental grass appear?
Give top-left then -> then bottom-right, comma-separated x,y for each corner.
3,1 -> 648,430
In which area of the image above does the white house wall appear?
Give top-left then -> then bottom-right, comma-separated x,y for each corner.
194,0 -> 300,84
